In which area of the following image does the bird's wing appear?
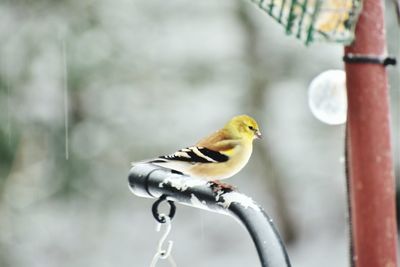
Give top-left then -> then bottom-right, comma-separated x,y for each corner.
144,129 -> 241,170
196,128 -> 240,155
150,146 -> 229,164
148,129 -> 238,165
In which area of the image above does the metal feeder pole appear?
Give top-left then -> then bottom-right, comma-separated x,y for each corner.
344,0 -> 398,266
128,163 -> 291,267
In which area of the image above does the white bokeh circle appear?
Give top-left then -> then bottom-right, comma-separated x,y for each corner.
308,70 -> 347,125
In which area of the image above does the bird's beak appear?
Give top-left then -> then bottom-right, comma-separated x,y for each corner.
255,130 -> 262,139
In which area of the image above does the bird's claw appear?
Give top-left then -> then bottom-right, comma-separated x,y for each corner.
208,180 -> 236,193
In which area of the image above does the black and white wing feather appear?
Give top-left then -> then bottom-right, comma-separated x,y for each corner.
150,146 -> 229,165
143,146 -> 230,176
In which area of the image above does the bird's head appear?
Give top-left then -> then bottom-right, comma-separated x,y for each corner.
225,115 -> 262,140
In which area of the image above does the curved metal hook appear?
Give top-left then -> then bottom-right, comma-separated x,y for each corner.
155,214 -> 173,259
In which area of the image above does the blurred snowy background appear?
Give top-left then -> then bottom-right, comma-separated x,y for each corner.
0,0 -> 398,267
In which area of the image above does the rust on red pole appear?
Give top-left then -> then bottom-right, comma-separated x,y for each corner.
344,0 -> 398,266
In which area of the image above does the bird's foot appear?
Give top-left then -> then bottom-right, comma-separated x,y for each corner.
208,180 -> 236,193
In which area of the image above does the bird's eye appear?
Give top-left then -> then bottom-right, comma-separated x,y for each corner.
248,126 -> 254,130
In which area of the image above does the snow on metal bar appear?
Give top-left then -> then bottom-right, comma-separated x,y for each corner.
128,163 -> 292,267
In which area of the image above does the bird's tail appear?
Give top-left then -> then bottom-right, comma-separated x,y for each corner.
131,158 -> 167,167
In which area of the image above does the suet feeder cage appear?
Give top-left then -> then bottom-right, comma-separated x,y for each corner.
251,0 -> 363,45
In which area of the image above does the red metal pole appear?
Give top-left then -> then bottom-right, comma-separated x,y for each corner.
344,0 -> 398,266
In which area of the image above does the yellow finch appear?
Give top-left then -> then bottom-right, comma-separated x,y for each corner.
140,115 -> 261,182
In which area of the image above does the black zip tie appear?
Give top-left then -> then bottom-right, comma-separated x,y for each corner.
343,54 -> 397,66
152,195 -> 176,223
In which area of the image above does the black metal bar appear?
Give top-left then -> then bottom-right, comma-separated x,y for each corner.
128,163 -> 291,267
